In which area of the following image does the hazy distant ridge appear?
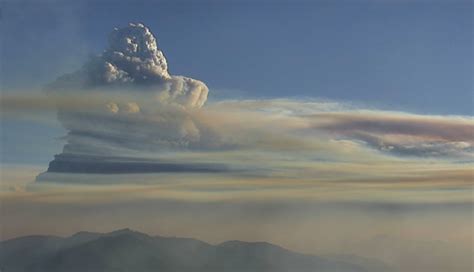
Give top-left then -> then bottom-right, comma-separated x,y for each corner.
0,229 -> 389,272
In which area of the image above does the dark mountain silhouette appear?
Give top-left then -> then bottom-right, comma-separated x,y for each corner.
0,229 -> 390,272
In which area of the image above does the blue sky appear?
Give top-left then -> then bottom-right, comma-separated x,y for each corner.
2,0 -> 472,114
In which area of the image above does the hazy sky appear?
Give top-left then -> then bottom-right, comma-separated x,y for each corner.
0,1 -> 473,271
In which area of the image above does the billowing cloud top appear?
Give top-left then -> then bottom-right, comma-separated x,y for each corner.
103,23 -> 171,82
49,23 -> 208,109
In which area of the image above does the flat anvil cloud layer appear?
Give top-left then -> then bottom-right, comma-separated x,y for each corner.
307,112 -> 474,158
204,100 -> 474,159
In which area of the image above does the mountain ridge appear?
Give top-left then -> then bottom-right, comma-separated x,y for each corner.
0,229 -> 391,272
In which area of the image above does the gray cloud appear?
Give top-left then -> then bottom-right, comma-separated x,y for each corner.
39,23 -> 212,176
48,23 -> 208,109
309,112 -> 474,158
313,113 -> 473,142
37,154 -> 230,175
